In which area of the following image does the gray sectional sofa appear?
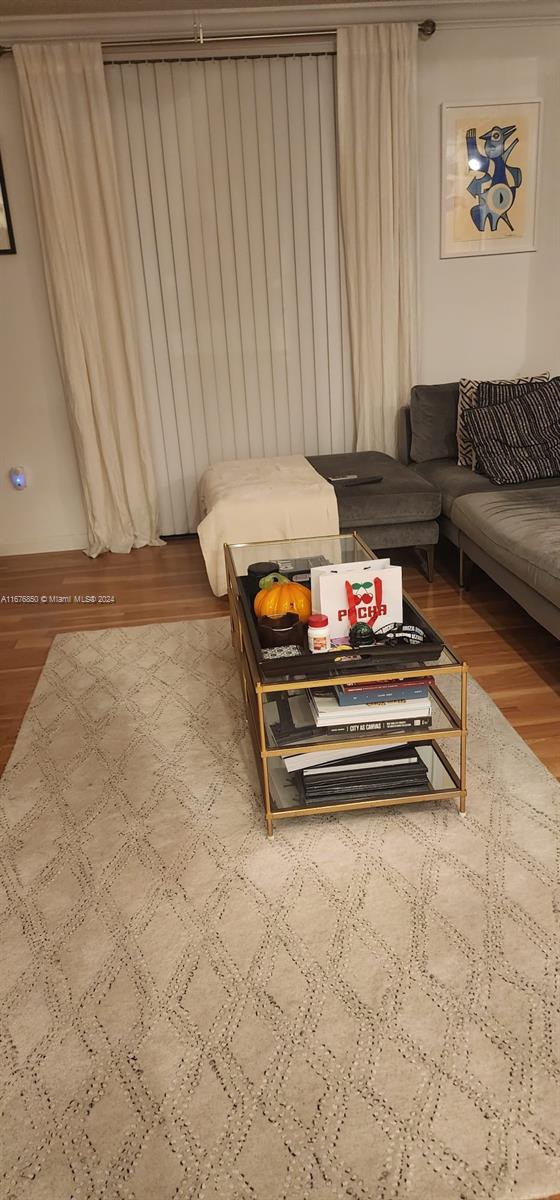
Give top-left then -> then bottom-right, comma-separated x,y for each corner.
403,383 -> 560,640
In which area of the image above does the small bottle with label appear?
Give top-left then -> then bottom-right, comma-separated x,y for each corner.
308,613 -> 330,653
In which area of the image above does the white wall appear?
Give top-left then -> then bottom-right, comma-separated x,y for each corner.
418,23 -> 560,383
0,58 -> 86,555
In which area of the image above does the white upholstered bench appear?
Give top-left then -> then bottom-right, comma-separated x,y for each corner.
197,455 -> 339,596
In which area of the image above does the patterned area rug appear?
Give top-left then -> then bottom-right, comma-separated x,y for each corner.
1,618 -> 559,1200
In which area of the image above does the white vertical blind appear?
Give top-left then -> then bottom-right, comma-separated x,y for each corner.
106,54 -> 354,535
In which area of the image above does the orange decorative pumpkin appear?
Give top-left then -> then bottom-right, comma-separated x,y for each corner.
254,577 -> 312,623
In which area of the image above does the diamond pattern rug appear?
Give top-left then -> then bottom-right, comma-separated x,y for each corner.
0,617 -> 559,1200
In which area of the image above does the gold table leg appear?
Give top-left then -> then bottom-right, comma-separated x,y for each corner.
459,664 -> 468,814
256,687 -> 274,837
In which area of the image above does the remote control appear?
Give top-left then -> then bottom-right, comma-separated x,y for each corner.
328,474 -> 383,487
344,475 -> 383,487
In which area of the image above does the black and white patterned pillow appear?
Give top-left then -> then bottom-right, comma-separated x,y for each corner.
457,373 -> 550,469
462,377 -> 560,486
477,379 -> 540,407
473,380 -> 547,470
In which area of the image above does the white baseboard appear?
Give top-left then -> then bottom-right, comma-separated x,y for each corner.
0,533 -> 87,556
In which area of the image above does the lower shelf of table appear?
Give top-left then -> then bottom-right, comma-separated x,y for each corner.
266,740 -> 463,820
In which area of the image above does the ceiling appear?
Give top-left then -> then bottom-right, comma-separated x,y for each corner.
0,0 -> 394,14
0,0 -> 552,24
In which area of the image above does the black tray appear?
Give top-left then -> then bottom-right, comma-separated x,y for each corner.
237,575 -> 444,680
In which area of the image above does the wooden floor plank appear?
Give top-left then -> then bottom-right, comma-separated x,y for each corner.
1,535 -> 559,782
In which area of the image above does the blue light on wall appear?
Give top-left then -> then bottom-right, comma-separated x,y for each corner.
9,467 -> 27,490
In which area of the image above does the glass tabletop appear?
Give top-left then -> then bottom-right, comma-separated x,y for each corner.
227,532 -> 375,577
227,530 -> 461,682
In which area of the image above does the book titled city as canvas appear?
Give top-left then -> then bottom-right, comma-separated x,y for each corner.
310,560 -> 403,645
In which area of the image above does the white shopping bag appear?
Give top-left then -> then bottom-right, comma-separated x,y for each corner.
310,559 -> 390,612
312,560 -> 403,644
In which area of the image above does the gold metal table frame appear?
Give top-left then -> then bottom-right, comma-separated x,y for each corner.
225,533 -> 468,837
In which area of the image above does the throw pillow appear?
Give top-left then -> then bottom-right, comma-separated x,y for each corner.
456,373 -> 550,469
409,383 -> 459,463
461,376 -> 560,486
477,379 -> 539,407
473,380 -> 545,470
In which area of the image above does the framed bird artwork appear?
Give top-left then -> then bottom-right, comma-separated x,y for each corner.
441,100 -> 541,258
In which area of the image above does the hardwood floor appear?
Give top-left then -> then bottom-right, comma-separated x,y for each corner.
1,535 -> 559,781
1,536 -> 559,1200
0,537 -> 227,775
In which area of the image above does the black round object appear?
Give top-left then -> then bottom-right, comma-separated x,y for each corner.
349,621 -> 376,649
247,560 -> 280,602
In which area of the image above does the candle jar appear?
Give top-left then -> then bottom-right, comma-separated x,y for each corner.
307,613 -> 330,653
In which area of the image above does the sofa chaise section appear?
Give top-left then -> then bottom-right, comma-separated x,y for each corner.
403,382 -> 560,640
308,452 -> 441,571
452,490 -> 560,639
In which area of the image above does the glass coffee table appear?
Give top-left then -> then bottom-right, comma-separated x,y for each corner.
225,532 -> 468,837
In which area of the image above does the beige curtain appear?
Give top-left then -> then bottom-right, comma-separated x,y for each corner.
14,41 -> 163,556
336,23 -> 418,457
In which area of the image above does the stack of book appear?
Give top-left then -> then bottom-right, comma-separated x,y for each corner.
307,676 -> 433,737
265,677 -> 434,749
296,745 -> 429,806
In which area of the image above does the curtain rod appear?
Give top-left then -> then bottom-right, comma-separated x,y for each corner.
0,19 -> 436,58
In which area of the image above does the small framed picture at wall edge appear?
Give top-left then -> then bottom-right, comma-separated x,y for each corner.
0,153 -> 16,254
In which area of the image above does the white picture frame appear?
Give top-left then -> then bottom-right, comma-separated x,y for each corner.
441,100 -> 541,259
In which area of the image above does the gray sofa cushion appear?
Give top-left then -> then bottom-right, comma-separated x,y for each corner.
452,489 -> 560,608
413,459 -> 500,518
413,458 -> 560,520
354,520 -> 439,548
409,383 -> 459,463
308,451 -> 441,526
